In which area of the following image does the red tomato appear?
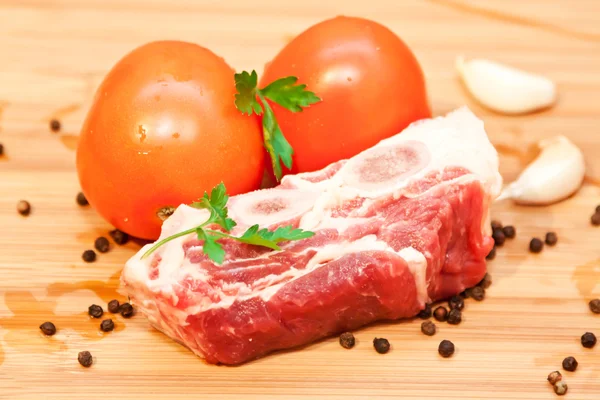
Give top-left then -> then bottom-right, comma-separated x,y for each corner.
261,16 -> 431,174
77,41 -> 264,240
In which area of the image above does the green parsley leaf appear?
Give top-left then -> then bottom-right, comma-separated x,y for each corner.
265,225 -> 316,242
260,76 -> 321,112
260,96 -> 294,180
237,224 -> 315,249
234,70 -> 262,116
191,182 -> 236,231
235,225 -> 280,250
197,229 -> 226,264
233,70 -> 321,181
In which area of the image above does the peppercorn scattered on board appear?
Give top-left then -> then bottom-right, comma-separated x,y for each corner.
0,0 -> 599,399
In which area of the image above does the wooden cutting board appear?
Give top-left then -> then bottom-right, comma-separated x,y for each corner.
1,0 -> 599,398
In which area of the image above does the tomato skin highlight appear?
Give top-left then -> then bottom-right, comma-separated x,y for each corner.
261,16 -> 431,174
77,41 -> 264,240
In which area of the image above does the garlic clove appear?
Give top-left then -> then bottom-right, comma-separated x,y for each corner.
503,136 -> 585,205
456,56 -> 557,115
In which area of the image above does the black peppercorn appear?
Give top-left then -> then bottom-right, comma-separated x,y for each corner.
490,220 -> 502,231
17,200 -> 31,216
0,143 -> 4,156
554,381 -> 568,396
108,299 -> 120,314
502,225 -> 515,239
529,238 -> 543,253
448,295 -> 464,311
50,119 -> 61,132
470,286 -> 485,301
562,356 -> 578,371
39,321 -> 56,336
120,302 -> 134,318
492,229 -> 505,247
417,303 -> 432,319
88,304 -> 103,318
544,232 -> 558,246
591,212 -> 600,226
76,192 -> 89,206
373,338 -> 390,354
100,319 -> 115,332
485,246 -> 496,260
339,332 -> 355,349
478,273 -> 492,289
433,306 -> 448,322
82,249 -> 96,263
447,309 -> 462,325
421,321 -> 436,336
438,340 -> 455,357
547,371 -> 562,385
109,229 -> 129,245
589,299 -> 600,314
78,351 -> 93,367
94,237 -> 110,253
581,332 -> 596,348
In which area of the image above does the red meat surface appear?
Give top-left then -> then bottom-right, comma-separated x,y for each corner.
122,108 -> 501,365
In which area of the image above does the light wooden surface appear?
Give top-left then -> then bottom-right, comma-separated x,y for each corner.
1,0 -> 600,399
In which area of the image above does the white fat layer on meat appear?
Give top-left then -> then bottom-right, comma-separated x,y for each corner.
298,187 -> 372,231
298,185 -> 355,230
335,107 -> 502,198
397,247 -> 429,304
123,205 -> 209,296
227,188 -> 321,230
306,216 -> 372,232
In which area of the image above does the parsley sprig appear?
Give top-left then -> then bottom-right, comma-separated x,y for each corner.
141,183 -> 314,264
234,70 -> 321,181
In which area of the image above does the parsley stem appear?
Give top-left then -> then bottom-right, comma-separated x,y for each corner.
203,229 -> 233,239
141,228 -> 197,259
141,218 -> 213,259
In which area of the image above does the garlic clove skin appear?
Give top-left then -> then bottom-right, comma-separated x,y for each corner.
456,56 -> 557,115
504,136 -> 585,205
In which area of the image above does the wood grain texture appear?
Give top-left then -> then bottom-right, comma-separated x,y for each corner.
0,0 -> 599,399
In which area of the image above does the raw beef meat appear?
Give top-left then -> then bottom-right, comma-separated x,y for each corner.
122,107 -> 502,365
